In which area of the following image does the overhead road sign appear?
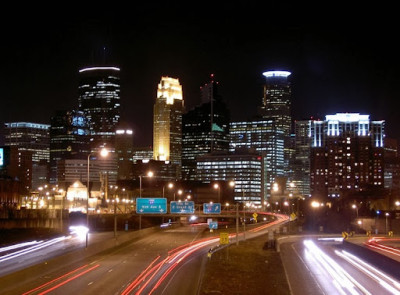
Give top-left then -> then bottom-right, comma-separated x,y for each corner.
203,203 -> 221,214
170,201 -> 194,214
209,221 -> 218,229
136,198 -> 167,214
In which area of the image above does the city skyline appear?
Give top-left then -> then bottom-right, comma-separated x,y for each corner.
1,4 -> 399,146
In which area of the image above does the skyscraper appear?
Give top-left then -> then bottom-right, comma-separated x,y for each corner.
196,150 -> 262,204
78,66 -> 121,151
182,74 -> 230,180
115,125 -> 134,180
49,110 -> 90,184
229,118 -> 283,201
310,113 -> 384,199
258,70 -> 292,177
293,120 -> 312,197
153,76 -> 184,179
3,122 -> 50,189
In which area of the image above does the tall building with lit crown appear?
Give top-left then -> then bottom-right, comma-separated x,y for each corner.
153,76 -> 184,179
258,71 -> 292,177
78,66 -> 121,151
310,113 -> 385,199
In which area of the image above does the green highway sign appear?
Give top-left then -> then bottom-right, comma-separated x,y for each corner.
170,201 -> 195,214
136,198 -> 167,214
203,203 -> 221,214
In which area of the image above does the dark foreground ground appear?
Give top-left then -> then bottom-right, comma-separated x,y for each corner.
198,235 -> 290,295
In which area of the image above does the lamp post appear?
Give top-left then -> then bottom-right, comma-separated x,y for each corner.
163,182 -> 174,199
110,185 -> 119,238
178,189 -> 183,200
86,148 -> 109,248
214,183 -> 220,203
59,189 -> 65,232
385,212 -> 390,234
352,204 -> 359,218
138,171 -> 153,230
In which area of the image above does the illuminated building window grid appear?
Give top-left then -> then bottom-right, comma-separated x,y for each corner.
196,155 -> 262,203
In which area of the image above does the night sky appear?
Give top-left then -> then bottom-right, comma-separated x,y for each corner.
1,4 -> 399,146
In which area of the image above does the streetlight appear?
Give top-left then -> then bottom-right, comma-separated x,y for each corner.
213,183 -> 220,203
177,189 -> 183,201
58,188 -> 65,231
352,204 -> 359,218
86,147 -> 109,248
163,182 -> 174,199
385,212 -> 390,234
139,171 -> 154,197
109,185 -> 119,238
138,171 -> 153,230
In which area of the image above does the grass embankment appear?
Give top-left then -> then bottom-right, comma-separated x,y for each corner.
199,234 -> 290,295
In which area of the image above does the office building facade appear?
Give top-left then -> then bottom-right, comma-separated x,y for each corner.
292,120 -> 312,197
196,150 -> 263,204
310,113 -> 385,199
230,118 -> 283,201
153,76 -> 184,179
182,74 -> 230,180
78,66 -> 121,151
49,110 -> 90,184
258,71 -> 292,177
115,126 -> 134,180
3,122 -> 50,189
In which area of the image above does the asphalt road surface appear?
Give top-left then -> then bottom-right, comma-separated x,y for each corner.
280,235 -> 400,295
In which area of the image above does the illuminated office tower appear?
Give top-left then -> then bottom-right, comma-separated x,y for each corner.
182,74 -> 230,180
153,76 -> 184,179
49,110 -> 90,184
230,119 -> 283,201
196,150 -> 263,204
3,122 -> 50,189
78,66 -> 121,151
259,71 -> 292,177
115,125 -> 134,180
310,113 -> 384,199
292,120 -> 312,197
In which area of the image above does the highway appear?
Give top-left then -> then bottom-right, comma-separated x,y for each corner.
3,213 -> 399,295
280,235 -> 400,295
0,213 -> 287,295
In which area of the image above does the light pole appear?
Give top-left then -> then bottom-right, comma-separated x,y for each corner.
86,148 -> 109,248
110,185 -> 119,238
214,183 -> 220,203
352,204 -> 359,218
163,182 -> 174,199
59,189 -> 65,232
385,212 -> 390,234
138,171 -> 153,230
174,189 -> 183,201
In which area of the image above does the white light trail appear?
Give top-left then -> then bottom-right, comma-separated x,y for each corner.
0,236 -> 69,263
0,240 -> 42,253
336,250 -> 400,295
304,239 -> 371,295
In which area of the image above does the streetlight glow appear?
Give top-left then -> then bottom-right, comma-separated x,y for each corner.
139,171 -> 154,230
86,147 -> 109,248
